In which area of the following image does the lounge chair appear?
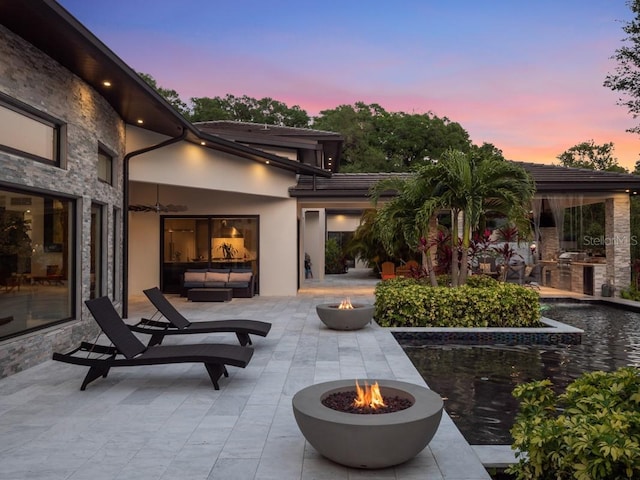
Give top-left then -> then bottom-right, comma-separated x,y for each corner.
52,296 -> 254,391
128,287 -> 271,347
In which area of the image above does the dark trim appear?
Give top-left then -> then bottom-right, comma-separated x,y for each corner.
122,130 -> 187,318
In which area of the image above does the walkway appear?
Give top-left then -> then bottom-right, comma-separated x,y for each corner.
0,269 -> 494,479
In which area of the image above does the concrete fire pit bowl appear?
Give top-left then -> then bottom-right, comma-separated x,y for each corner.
315,303 -> 374,330
292,379 -> 444,469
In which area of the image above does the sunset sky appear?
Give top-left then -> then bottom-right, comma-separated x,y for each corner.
58,0 -> 640,170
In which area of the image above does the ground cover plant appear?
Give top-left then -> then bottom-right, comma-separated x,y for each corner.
374,277 -> 541,328
508,367 -> 640,480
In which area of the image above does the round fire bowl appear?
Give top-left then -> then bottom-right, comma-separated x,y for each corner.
292,379 -> 443,469
315,303 -> 374,330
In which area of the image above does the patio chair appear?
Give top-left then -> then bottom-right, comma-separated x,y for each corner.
380,262 -> 396,280
396,260 -> 420,277
52,296 -> 254,391
129,287 -> 271,347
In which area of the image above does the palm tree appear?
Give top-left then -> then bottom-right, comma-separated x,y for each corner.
368,149 -> 535,286
424,149 -> 535,285
370,173 -> 442,286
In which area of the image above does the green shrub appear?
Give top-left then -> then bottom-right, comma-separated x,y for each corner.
325,238 -> 346,274
620,284 -> 640,301
508,367 -> 640,480
374,279 -> 541,327
465,274 -> 499,288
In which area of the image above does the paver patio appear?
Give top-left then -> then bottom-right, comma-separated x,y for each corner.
0,269 -> 493,479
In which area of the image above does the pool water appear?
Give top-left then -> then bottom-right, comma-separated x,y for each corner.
400,302 -> 640,445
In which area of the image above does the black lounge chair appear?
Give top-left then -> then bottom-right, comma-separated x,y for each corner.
128,287 -> 271,347
52,296 -> 253,391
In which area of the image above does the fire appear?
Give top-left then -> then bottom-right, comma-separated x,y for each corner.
338,297 -> 354,309
353,380 -> 386,409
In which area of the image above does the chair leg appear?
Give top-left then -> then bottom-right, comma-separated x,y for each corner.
148,333 -> 164,347
204,363 -> 225,390
80,365 -> 110,391
235,332 -> 252,346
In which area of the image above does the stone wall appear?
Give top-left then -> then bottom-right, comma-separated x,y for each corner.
605,195 -> 631,296
0,25 -> 125,378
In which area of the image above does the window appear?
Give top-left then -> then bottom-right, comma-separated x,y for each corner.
0,93 -> 64,166
112,207 -> 121,301
97,147 -> 113,184
160,216 -> 259,294
90,204 -> 104,299
0,188 -> 74,341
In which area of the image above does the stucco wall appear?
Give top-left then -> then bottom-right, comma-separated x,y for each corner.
127,127 -> 295,198
0,25 -> 125,377
129,184 -> 298,296
126,126 -> 302,297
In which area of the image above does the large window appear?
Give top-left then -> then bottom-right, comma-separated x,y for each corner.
0,188 -> 74,340
0,93 -> 64,166
161,216 -> 259,293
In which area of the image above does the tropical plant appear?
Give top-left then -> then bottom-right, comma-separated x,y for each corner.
369,149 -> 535,287
425,149 -> 535,286
508,367 -> 640,480
345,209 -> 406,272
325,238 -> 346,274
369,172 -> 441,286
217,242 -> 237,259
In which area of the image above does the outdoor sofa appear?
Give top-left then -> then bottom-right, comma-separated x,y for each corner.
181,268 -> 255,298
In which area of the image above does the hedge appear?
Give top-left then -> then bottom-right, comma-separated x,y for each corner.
374,277 -> 541,328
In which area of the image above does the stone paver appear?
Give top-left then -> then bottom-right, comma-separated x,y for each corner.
0,269 -> 492,479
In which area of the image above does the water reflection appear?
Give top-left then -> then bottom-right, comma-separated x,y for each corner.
400,302 -> 640,445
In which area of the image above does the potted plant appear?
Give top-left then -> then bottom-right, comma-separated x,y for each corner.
217,242 -> 237,260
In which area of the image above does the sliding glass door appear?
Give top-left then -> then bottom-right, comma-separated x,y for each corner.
161,215 -> 258,293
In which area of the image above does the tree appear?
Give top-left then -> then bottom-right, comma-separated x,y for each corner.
312,102 -> 390,172
369,173 -> 442,286
556,140 -> 627,172
370,149 -> 535,287
312,102 -> 473,173
604,0 -> 640,133
190,94 -> 310,126
138,73 -> 189,117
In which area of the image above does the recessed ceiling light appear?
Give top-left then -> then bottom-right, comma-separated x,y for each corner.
137,119 -> 144,124
200,141 -> 206,146
265,161 -> 270,165
102,80 -> 112,87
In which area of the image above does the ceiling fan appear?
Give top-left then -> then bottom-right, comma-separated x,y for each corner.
128,184 -> 188,213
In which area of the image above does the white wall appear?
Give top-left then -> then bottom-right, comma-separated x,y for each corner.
126,127 -> 302,297
302,209 -> 325,281
127,127 -> 293,198
327,214 -> 361,232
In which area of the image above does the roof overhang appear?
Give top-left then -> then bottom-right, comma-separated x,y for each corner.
0,0 -> 330,178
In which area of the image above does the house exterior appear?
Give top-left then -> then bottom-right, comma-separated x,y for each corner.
0,0 -> 330,378
2,0 -> 640,379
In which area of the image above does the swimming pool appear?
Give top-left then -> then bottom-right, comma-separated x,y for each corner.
399,301 -> 640,445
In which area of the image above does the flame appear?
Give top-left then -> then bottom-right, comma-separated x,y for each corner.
353,380 -> 386,409
338,297 -> 354,309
